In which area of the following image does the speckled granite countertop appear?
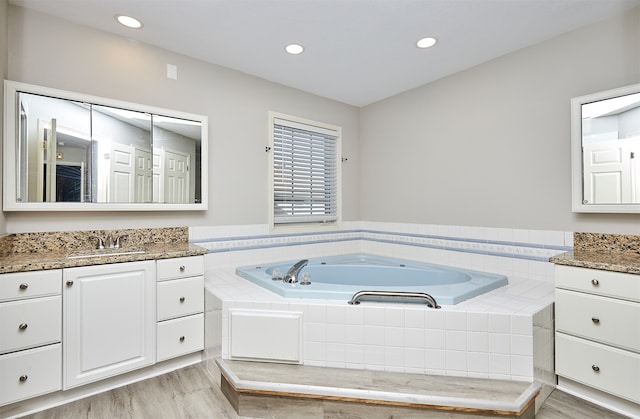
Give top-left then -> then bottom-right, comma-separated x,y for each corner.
549,232 -> 640,275
0,227 -> 207,274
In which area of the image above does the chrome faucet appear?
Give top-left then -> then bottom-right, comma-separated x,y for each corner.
284,259 -> 309,284
89,234 -> 128,250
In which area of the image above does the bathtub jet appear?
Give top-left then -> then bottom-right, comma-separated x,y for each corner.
235,254 -> 508,305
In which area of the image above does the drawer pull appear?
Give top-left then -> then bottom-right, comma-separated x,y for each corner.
66,280 -> 74,287
179,296 -> 185,303
591,279 -> 600,286
179,336 -> 185,342
591,317 -> 600,324
19,283 -> 29,290
19,375 -> 28,382
592,365 -> 600,372
179,265 -> 186,272
18,323 -> 28,331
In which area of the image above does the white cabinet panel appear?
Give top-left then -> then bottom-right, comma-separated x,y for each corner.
157,276 -> 204,321
63,261 -> 156,389
556,265 -> 640,302
556,289 -> 640,352
557,333 -> 640,403
157,256 -> 203,281
0,343 -> 62,406
0,270 -> 61,302
157,313 -> 204,361
0,295 -> 61,354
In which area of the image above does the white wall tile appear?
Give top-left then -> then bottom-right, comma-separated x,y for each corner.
490,333 -> 510,354
467,332 -> 489,352
467,352 -> 489,374
445,311 -> 467,330
365,325 -> 385,346
445,330 -> 466,351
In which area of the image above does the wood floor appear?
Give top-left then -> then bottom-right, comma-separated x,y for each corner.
18,363 -> 628,419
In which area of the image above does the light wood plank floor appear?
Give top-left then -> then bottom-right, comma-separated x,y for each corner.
20,363 -> 628,419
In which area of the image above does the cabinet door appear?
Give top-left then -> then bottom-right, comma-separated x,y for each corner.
63,261 -> 156,389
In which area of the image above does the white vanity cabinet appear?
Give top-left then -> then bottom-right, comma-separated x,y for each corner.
156,256 -> 204,361
0,270 -> 62,406
63,261 -> 156,389
555,265 -> 640,404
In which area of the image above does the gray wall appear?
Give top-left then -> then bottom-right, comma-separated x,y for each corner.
4,5 -> 360,233
360,7 -> 640,234
0,0 -> 7,234
4,5 -> 640,235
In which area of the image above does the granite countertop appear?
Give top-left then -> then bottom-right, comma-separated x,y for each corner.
549,232 -> 640,275
0,242 -> 208,274
0,227 -> 208,275
549,250 -> 640,275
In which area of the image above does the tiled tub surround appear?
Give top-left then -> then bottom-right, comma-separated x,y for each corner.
198,223 -> 568,411
0,227 -> 207,273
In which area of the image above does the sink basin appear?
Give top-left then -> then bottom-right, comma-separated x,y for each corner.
67,249 -> 146,259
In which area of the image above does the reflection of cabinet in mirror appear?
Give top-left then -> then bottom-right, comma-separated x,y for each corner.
3,80 -> 208,211
571,83 -> 640,213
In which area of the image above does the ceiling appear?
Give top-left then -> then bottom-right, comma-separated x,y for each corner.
9,0 -> 640,107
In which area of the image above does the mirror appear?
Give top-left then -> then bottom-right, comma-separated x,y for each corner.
3,81 -> 207,211
571,82 -> 640,213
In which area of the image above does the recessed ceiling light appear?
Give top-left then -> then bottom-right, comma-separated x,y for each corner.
285,44 -> 304,55
115,14 -> 143,29
416,37 -> 437,49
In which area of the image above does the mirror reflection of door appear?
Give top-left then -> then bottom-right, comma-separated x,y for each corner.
581,93 -> 640,204
153,147 -> 190,203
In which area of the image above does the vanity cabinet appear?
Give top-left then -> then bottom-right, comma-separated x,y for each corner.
156,256 -> 204,361
555,265 -> 640,404
63,261 -> 156,389
0,270 -> 62,406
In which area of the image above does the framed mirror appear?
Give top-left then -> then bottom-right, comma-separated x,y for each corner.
3,80 -> 208,211
571,82 -> 640,213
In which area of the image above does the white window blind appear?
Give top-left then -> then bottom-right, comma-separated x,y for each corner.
273,117 -> 338,224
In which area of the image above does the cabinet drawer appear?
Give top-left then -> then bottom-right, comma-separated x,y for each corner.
556,265 -> 640,302
556,289 -> 640,352
556,333 -> 640,403
0,296 -> 61,355
0,270 -> 62,302
157,276 -> 204,321
0,343 -> 62,406
157,256 -> 203,281
157,313 -> 204,361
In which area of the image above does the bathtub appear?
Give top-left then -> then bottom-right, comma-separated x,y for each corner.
235,254 -> 508,305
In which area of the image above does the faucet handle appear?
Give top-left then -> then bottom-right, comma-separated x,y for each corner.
89,236 -> 105,250
114,235 -> 128,249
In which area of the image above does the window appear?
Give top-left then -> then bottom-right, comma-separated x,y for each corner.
269,112 -> 341,228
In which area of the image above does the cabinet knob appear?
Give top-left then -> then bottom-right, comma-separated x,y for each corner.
19,283 -> 29,290
66,280 -> 74,287
179,296 -> 185,303
179,265 -> 186,272
592,365 -> 600,372
591,279 -> 600,286
18,323 -> 28,331
179,336 -> 185,342
19,375 -> 28,382
591,317 -> 600,324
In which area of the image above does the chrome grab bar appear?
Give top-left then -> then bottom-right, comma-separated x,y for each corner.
348,290 -> 440,308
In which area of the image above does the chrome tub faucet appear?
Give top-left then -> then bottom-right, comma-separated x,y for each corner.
284,259 -> 309,283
